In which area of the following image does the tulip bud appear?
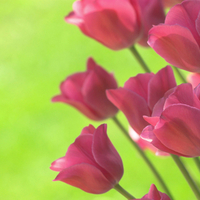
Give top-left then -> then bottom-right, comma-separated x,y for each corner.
50,124 -> 124,194
52,57 -> 118,121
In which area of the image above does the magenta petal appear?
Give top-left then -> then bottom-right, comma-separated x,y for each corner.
92,124 -> 123,184
83,61 -> 118,118
164,83 -> 200,110
155,105 -> 200,157
148,66 -> 176,110
65,134 -> 98,168
194,84 -> 200,100
141,125 -> 185,156
148,24 -> 200,72
52,95 -> 101,120
187,73 -> 200,88
124,73 -> 154,102
50,157 -> 67,172
107,88 -> 150,134
165,1 -> 200,46
196,12 -> 200,37
54,163 -> 113,194
80,124 -> 95,135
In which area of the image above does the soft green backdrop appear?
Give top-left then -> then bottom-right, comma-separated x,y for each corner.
0,0 -> 197,199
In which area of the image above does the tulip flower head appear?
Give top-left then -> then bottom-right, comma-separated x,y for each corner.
148,0 -> 200,72
65,0 -> 165,50
50,124 -> 124,194
107,66 -> 176,134
141,83 -> 200,157
135,184 -> 171,200
52,57 -> 118,121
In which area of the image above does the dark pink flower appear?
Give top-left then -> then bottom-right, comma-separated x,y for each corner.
141,83 -> 200,157
106,66 -> 176,134
187,73 -> 200,88
135,184 -> 171,200
129,127 -> 168,156
148,0 -> 200,72
52,58 -> 118,121
65,0 -> 165,50
50,124 -> 123,194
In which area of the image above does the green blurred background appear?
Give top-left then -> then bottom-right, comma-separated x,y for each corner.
0,0 -> 198,199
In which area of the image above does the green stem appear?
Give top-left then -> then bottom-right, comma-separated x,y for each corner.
171,154 -> 200,200
172,66 -> 187,83
193,157 -> 200,171
112,116 -> 173,200
129,45 -> 151,73
114,184 -> 135,199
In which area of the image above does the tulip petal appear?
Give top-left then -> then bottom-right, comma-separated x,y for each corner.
83,10 -> 138,50
187,73 -> 200,88
52,95 -> 102,120
124,73 -> 154,102
155,105 -> 200,157
83,61 -> 118,118
141,125 -> 186,156
65,134 -> 99,168
164,83 -> 200,110
148,66 -> 176,110
107,88 -> 150,134
196,11 -> 200,37
194,84 -> 200,100
54,163 -> 113,194
50,157 -> 67,172
148,24 -> 200,72
92,124 -> 123,183
80,124 -> 95,135
165,1 -> 200,46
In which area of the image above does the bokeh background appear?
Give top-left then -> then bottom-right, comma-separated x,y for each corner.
1,0 -> 198,199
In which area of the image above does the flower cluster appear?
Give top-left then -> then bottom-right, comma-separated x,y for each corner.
49,0 -> 200,199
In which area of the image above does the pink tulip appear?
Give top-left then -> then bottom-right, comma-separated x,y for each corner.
107,66 -> 176,134
135,184 -> 171,200
187,73 -> 200,88
129,127 -> 168,156
148,0 -> 200,72
52,58 -> 118,121
162,0 -> 184,8
141,83 -> 200,157
50,124 -> 123,194
65,0 -> 165,50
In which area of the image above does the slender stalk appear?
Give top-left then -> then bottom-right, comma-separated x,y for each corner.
112,116 -> 173,200
129,45 -> 151,73
193,157 -> 200,171
171,154 -> 200,200
114,184 -> 135,199
172,66 -> 187,83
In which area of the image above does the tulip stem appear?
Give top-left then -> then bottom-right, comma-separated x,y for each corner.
172,66 -> 187,83
114,183 -> 135,199
170,154 -> 200,200
129,45 -> 151,73
112,116 -> 174,200
193,157 -> 200,171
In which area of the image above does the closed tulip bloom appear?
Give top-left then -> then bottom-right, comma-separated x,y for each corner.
52,58 -> 118,121
187,73 -> 200,88
65,0 -> 165,50
50,124 -> 124,194
148,0 -> 200,72
107,66 -> 176,134
135,184 -> 171,200
141,83 -> 200,157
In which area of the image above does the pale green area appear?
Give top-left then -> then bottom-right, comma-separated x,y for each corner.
0,0 -> 197,199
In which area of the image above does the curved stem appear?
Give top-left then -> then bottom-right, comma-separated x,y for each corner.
112,116 -> 174,200
129,46 -> 151,73
193,157 -> 200,171
114,184 -> 135,199
171,154 -> 200,200
172,66 -> 187,83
